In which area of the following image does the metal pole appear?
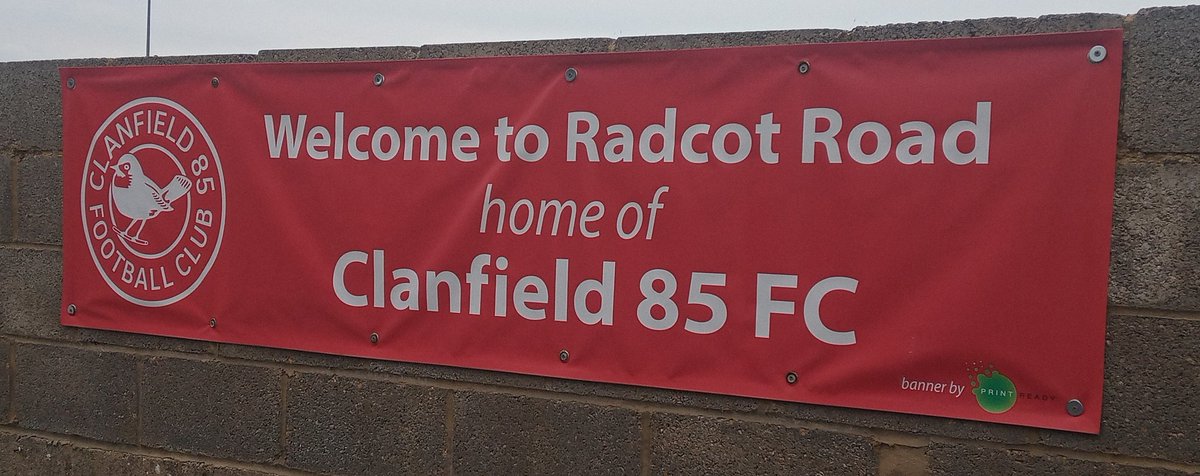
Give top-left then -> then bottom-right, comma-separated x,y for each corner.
146,0 -> 151,56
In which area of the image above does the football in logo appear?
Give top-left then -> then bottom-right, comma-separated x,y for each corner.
80,97 -> 226,307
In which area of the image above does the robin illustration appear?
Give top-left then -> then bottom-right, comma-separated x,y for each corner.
110,153 -> 193,246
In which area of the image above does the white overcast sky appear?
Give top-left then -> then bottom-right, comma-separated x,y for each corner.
1,1 -> 1189,62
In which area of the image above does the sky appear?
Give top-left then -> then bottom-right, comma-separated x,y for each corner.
0,1 -> 1189,62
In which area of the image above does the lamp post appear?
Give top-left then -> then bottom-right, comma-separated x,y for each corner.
146,0 -> 151,56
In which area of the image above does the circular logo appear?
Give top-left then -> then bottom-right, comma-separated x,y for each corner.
968,364 -> 1018,414
80,97 -> 226,307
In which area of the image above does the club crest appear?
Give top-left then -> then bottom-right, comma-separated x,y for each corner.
80,97 -> 226,307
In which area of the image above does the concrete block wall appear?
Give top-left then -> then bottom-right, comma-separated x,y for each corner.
2,6 -> 1198,475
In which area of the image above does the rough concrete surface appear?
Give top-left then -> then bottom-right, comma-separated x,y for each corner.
1121,6 -> 1200,152
258,46 -> 420,62
15,152 -> 60,244
0,248 -> 63,339
0,153 -> 11,240
928,443 -> 1190,475
614,29 -> 844,51
1039,314 -> 1200,465
140,357 -> 282,463
0,431 -> 276,476
878,445 -> 930,476
1109,161 -> 1200,311
649,413 -> 878,475
0,60 -> 88,151
418,38 -> 613,58
285,373 -> 447,474
452,392 -> 641,475
844,13 -> 1123,41
12,344 -> 138,444
0,340 -> 9,422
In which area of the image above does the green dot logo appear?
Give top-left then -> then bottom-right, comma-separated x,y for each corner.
968,363 -> 1017,414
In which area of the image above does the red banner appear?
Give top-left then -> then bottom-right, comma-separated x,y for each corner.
61,30 -> 1121,433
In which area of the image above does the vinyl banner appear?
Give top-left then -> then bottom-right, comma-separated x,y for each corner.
61,30 -> 1121,433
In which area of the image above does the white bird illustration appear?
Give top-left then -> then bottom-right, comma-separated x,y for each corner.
110,153 -> 192,246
